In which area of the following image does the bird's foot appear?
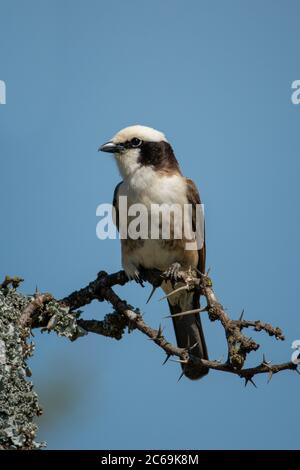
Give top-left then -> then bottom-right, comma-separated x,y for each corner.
135,275 -> 145,287
163,262 -> 181,287
131,271 -> 144,287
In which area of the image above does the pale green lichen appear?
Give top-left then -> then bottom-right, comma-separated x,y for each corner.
0,287 -> 43,449
41,300 -> 87,340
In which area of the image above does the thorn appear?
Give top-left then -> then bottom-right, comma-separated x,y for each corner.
35,285 -> 39,295
177,371 -> 185,382
249,377 -> 257,388
164,307 -> 205,319
170,358 -> 188,364
186,341 -> 199,353
239,309 -> 244,321
159,285 -> 188,301
147,325 -> 164,341
262,353 -> 266,364
244,376 -> 257,388
267,370 -> 273,383
146,286 -> 157,304
156,324 -> 163,338
262,354 -> 271,367
162,354 -> 171,365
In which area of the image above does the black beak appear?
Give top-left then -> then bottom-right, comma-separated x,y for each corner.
98,141 -> 123,153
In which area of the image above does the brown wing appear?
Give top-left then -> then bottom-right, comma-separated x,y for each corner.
112,181 -> 123,232
185,178 -> 206,274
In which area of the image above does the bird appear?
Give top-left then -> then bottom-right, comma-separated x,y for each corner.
99,125 -> 208,380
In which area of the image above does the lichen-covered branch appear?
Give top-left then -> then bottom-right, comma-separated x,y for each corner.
0,286 -> 42,449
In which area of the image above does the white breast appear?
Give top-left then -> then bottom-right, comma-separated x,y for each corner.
119,167 -> 187,207
116,168 -> 195,278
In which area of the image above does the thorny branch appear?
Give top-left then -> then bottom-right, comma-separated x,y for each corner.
20,268 -> 298,385
0,268 -> 298,449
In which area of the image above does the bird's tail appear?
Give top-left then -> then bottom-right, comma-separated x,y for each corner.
168,293 -> 209,380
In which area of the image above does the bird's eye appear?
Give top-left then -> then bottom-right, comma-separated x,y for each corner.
131,137 -> 142,148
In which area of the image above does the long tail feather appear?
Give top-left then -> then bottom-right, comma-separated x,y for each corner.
168,293 -> 209,380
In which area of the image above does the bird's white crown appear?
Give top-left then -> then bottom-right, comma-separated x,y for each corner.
112,125 -> 168,144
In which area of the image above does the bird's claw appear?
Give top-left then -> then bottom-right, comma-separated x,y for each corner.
163,262 -> 181,287
134,274 -> 144,287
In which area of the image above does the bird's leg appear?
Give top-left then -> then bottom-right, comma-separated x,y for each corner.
123,263 -> 144,287
163,262 -> 181,287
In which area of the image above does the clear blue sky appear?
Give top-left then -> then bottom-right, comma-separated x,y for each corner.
0,0 -> 299,449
